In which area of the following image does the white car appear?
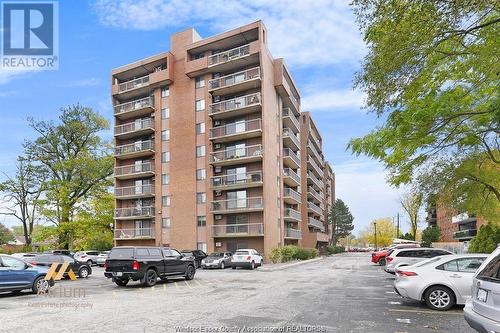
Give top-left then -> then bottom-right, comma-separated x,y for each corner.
96,251 -> 110,267
394,254 -> 489,310
231,249 -> 263,270
385,247 -> 452,274
74,251 -> 101,265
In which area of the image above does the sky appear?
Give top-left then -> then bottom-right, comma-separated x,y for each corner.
0,0 -> 410,235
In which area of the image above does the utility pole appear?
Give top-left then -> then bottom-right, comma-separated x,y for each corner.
374,222 -> 378,250
396,213 -> 400,239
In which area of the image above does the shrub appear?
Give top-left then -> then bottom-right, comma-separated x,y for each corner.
327,245 -> 345,255
295,248 -> 318,260
469,223 -> 500,254
280,245 -> 299,262
268,246 -> 318,263
269,247 -> 282,263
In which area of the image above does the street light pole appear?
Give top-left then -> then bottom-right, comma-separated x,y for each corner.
374,222 -> 378,251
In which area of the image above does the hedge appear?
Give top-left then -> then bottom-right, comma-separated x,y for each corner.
269,245 -> 318,263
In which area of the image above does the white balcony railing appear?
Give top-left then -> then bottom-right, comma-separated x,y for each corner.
211,197 -> 263,212
114,96 -> 154,116
284,187 -> 301,202
208,67 -> 260,91
208,44 -> 250,67
209,119 -> 261,139
114,206 -> 155,219
307,171 -> 322,189
283,168 -> 300,184
115,184 -> 154,197
118,75 -> 150,93
212,223 -> 264,237
282,108 -> 300,129
209,93 -> 261,116
114,228 -> 154,239
308,217 -> 325,232
285,228 -> 302,239
283,128 -> 300,147
308,201 -> 323,215
115,140 -> 154,156
284,208 -> 301,221
115,118 -> 154,136
115,162 -> 154,177
211,171 -> 263,188
210,144 -> 263,163
283,148 -> 300,166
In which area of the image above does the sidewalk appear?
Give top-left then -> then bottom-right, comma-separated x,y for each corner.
259,256 -> 325,272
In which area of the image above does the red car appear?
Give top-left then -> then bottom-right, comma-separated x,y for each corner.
371,243 -> 421,266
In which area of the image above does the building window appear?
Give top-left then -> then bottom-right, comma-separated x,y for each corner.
197,216 -> 206,227
162,195 -> 171,207
195,122 -> 205,134
161,129 -> 170,141
196,169 -> 206,180
161,87 -> 170,97
196,145 -> 205,157
162,151 -> 170,162
161,108 -> 170,119
195,99 -> 205,111
162,174 -> 170,185
162,218 -> 171,228
195,76 -> 205,88
196,192 -> 206,204
197,242 -> 207,252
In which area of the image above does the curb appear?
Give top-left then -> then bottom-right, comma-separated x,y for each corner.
259,257 -> 325,272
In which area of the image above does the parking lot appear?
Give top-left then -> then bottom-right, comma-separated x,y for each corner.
0,253 -> 474,333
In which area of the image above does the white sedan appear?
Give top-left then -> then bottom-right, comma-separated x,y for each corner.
231,249 -> 263,270
394,254 -> 489,311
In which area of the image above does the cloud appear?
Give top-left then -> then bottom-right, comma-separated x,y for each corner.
302,89 -> 366,111
92,0 -> 365,67
0,69 -> 34,85
67,78 -> 102,87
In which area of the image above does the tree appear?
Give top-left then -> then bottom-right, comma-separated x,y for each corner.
360,217 -> 399,248
421,226 -> 441,247
469,223 -> 500,254
400,192 -> 423,240
349,1 -> 499,220
24,105 -> 113,248
0,157 -> 46,248
328,199 -> 354,246
0,222 -> 14,245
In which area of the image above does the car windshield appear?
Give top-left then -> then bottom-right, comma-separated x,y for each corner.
235,251 -> 249,255
477,253 -> 500,282
208,253 -> 224,257
108,248 -> 134,260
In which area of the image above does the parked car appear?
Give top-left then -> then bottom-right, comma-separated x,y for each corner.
372,244 -> 421,266
231,249 -> 263,270
0,255 -> 53,294
180,250 -> 207,268
74,251 -> 101,266
385,248 -> 453,274
11,252 -> 38,259
28,254 -> 92,278
96,251 -> 109,267
43,250 -> 74,257
394,254 -> 488,310
464,246 -> 500,333
201,252 -> 233,269
104,246 -> 196,287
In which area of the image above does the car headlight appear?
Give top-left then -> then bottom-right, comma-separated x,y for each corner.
213,259 -> 220,264
201,259 -> 205,264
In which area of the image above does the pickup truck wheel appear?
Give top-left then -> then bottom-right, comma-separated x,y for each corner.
378,258 -> 386,266
185,265 -> 195,280
143,269 -> 157,287
114,279 -> 129,287
78,267 -> 90,278
220,262 -> 225,269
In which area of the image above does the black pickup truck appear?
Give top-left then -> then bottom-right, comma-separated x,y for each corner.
104,246 -> 196,287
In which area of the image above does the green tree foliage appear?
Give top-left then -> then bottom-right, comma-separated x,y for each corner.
469,223 -> 500,254
360,217 -> 399,247
421,226 -> 441,247
328,199 -> 355,245
349,1 -> 500,220
400,192 -> 423,240
24,105 -> 113,248
0,223 -> 14,245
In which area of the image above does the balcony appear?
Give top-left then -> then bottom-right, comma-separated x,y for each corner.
453,229 -> 477,240
307,186 -> 323,204
308,217 -> 325,232
283,128 -> 300,150
115,184 -> 155,199
208,67 -> 261,96
307,171 -> 322,191
282,108 -> 300,133
114,96 -> 154,120
114,118 -> 154,140
114,206 -> 155,220
112,66 -> 172,100
212,223 -> 264,238
283,187 -> 301,205
282,168 -> 300,187
284,208 -> 301,222
452,213 -> 476,224
307,140 -> 323,164
209,144 -> 263,167
211,197 -> 263,214
285,228 -> 302,240
211,171 -> 263,191
208,44 -> 250,67
208,93 -> 261,120
116,74 -> 150,100
115,140 -> 155,160
283,148 -> 300,169
307,156 -> 323,178
209,119 -> 262,143
308,201 -> 323,215
114,228 -> 155,240
115,162 -> 155,180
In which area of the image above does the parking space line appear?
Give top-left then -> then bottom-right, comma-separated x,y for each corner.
174,282 -> 179,289
388,309 -> 463,315
163,284 -> 167,292
184,281 -> 192,289
194,280 -> 203,288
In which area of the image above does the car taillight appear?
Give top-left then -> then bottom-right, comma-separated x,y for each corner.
132,260 -> 139,270
104,261 -> 107,269
246,256 -> 251,261
387,257 -> 394,262
30,261 -> 37,266
396,270 -> 418,277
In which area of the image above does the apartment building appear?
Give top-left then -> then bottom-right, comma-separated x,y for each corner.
111,21 -> 335,257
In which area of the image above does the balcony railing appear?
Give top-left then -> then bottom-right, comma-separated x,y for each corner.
114,228 -> 154,239
114,96 -> 154,116
212,223 -> 264,237
114,206 -> 155,219
115,184 -> 155,198
308,217 -> 325,232
284,187 -> 301,202
211,171 -> 263,188
307,186 -> 323,202
283,128 -> 300,148
115,140 -> 154,156
284,208 -> 301,221
283,168 -> 300,184
208,44 -> 250,67
115,118 -> 154,136
282,108 -> 300,130
209,93 -> 261,116
453,229 -> 477,239
209,144 -> 263,164
208,67 -> 260,91
308,201 -> 323,215
308,140 -> 323,163
211,197 -> 263,212
209,119 -> 261,139
307,171 -> 322,189
307,156 -> 323,177
118,75 -> 150,93
285,228 -> 302,239
283,148 -> 300,166
115,162 -> 154,178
